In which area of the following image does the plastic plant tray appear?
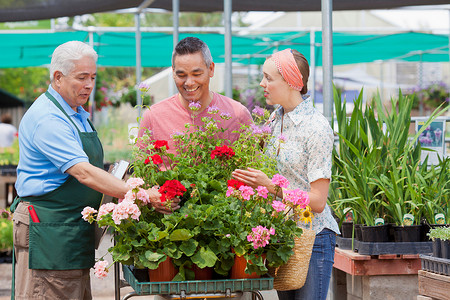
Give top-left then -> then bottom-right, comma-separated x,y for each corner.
336,236 -> 432,255
122,265 -> 274,296
420,254 -> 450,276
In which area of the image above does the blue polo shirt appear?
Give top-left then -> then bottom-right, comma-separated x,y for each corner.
15,85 -> 92,197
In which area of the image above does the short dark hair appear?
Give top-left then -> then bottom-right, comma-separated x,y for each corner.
172,37 -> 213,67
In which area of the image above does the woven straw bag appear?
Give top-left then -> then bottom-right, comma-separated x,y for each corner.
269,227 -> 316,291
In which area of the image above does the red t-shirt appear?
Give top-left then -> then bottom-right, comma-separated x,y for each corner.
137,92 -> 252,155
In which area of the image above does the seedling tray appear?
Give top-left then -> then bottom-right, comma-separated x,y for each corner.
122,265 -> 274,296
420,254 -> 450,276
336,236 -> 432,255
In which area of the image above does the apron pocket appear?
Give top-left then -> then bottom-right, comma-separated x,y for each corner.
29,221 -> 95,270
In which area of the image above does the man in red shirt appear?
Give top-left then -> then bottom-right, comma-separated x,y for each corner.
137,37 -> 252,153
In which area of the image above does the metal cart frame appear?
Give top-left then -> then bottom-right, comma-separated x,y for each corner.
114,262 -> 272,300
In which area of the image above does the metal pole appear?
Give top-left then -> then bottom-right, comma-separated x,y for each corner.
88,31 -> 96,122
418,52 -> 424,116
224,0 -> 232,98
321,0 -> 333,120
135,12 -> 142,118
170,0 -> 179,96
172,0 -> 179,46
310,29 -> 316,105
379,61 -> 384,102
448,9 -> 450,99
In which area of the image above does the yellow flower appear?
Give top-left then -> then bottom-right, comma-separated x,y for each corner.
298,206 -> 313,224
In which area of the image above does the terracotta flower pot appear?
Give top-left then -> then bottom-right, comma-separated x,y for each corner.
230,253 -> 265,279
191,264 -> 214,280
148,256 -> 178,282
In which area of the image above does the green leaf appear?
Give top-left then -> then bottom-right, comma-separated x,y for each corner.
145,251 -> 166,262
191,246 -> 218,268
169,229 -> 194,241
180,239 -> 198,256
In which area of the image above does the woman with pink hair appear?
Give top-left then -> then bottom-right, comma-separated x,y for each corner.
232,49 -> 339,300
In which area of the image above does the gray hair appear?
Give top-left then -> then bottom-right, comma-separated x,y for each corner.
172,37 -> 213,68
50,41 -> 98,81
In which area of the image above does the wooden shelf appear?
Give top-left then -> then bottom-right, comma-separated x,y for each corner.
333,248 -> 421,276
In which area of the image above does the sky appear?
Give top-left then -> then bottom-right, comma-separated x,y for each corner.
243,6 -> 450,33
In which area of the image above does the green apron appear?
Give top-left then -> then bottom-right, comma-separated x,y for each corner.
11,91 -> 104,271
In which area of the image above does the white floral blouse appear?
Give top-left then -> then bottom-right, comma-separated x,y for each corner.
266,96 -> 340,235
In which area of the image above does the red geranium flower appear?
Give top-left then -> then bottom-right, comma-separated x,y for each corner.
151,154 -> 163,165
154,140 -> 169,150
158,179 -> 186,202
211,145 -> 235,160
144,157 -> 151,164
227,179 -> 245,190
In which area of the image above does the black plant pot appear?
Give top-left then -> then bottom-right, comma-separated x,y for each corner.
130,266 -> 150,282
432,238 -> 442,258
421,222 -> 431,242
361,225 -> 389,242
441,239 -> 450,259
354,224 -> 363,241
393,225 -> 422,242
387,223 -> 396,242
341,222 -> 353,238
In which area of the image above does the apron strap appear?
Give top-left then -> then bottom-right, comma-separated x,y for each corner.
11,246 -> 15,300
9,196 -> 21,213
44,91 -> 96,133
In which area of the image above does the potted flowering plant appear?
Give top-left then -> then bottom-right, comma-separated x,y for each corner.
83,103 -> 311,280
224,176 -> 311,277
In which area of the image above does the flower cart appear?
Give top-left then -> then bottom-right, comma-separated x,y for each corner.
82,106 -> 313,300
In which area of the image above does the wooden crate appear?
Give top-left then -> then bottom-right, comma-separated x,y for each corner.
418,270 -> 450,300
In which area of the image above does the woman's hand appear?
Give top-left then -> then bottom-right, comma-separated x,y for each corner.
146,186 -> 181,214
232,167 -> 272,189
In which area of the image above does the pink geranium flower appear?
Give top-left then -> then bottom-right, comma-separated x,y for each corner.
94,260 -> 109,279
284,189 -> 310,208
97,203 -> 116,220
247,225 -> 275,249
256,186 -> 269,199
272,200 -> 286,212
136,188 -> 150,204
126,177 -> 145,189
271,174 -> 290,188
81,206 -> 97,222
112,200 -> 141,225
238,185 -> 255,201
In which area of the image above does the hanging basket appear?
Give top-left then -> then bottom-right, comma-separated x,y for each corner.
269,227 -> 315,291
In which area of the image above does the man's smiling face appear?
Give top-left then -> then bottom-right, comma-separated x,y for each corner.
172,52 -> 214,105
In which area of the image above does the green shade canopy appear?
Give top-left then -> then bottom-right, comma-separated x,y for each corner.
1,31 -> 448,69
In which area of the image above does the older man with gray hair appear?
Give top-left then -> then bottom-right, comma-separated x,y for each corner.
11,41 -> 178,299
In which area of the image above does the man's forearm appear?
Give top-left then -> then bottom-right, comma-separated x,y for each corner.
66,162 -> 129,199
